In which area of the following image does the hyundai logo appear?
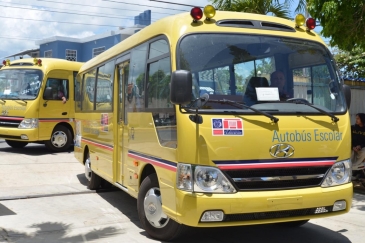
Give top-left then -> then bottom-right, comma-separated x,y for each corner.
269,143 -> 294,158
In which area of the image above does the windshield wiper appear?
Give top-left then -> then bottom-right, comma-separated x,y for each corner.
185,94 -> 279,123
0,99 -> 5,103
12,98 -> 27,104
285,98 -> 339,122
208,99 -> 279,123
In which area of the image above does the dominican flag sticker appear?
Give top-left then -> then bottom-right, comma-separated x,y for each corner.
212,118 -> 243,136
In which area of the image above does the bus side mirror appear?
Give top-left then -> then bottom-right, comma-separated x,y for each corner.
342,84 -> 351,108
44,87 -> 53,100
170,70 -> 192,105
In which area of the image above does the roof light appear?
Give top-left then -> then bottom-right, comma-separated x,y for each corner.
306,17 -> 316,30
2,59 -> 10,66
295,14 -> 305,27
203,5 -> 216,20
33,58 -> 42,66
190,7 -> 203,22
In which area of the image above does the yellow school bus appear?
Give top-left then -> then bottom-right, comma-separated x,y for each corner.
74,6 -> 353,241
0,58 -> 83,152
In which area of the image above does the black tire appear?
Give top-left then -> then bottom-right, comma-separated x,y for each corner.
278,220 -> 309,227
84,151 -> 101,190
45,125 -> 72,152
5,140 -> 28,148
137,173 -> 186,241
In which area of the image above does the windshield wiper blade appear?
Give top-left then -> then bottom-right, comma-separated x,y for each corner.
209,98 -> 279,123
286,99 -> 339,122
0,99 -> 5,103
13,98 -> 27,104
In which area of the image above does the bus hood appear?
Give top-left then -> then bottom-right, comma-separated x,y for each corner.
176,113 -> 351,166
0,100 -> 33,117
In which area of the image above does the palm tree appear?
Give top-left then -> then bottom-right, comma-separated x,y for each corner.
210,0 -> 291,19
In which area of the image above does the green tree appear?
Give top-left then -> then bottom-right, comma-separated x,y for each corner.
307,0 -> 365,51
210,0 -> 291,19
333,47 -> 365,78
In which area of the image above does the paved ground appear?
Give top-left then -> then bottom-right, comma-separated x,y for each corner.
0,140 -> 365,243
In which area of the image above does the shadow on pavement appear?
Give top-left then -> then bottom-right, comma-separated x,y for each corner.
0,143 -> 74,156
0,222 -> 121,242
0,203 -> 16,216
76,173 -> 88,187
162,222 -> 351,243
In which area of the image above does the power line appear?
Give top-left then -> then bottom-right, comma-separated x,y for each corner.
102,0 -> 186,12
149,0 -> 203,8
36,0 -> 173,15
0,16 -> 123,28
0,3 -> 153,21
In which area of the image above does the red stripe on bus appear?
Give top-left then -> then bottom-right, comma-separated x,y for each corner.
128,153 -> 176,172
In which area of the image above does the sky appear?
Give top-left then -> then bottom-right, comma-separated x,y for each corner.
0,0 -> 306,60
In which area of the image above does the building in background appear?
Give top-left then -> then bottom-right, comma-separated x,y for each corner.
5,10 -> 151,62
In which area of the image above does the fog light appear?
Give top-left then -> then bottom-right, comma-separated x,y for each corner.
333,200 -> 346,211
314,207 -> 328,214
200,210 -> 224,222
21,135 -> 28,140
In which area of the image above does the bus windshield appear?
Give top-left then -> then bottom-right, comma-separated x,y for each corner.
178,34 -> 346,114
0,69 -> 43,100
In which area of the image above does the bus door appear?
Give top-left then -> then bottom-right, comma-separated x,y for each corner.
116,55 -> 130,187
39,70 -> 72,140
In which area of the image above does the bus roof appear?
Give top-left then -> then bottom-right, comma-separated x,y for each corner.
80,10 -> 326,73
1,58 -> 83,72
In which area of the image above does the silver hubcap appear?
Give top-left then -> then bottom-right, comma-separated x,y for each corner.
51,130 -> 67,148
84,157 -> 92,181
144,187 -> 169,228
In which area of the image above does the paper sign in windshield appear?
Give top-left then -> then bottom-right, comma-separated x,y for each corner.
212,118 -> 243,136
256,87 -> 280,101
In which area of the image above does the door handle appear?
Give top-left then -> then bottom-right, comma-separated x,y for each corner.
62,112 -> 67,115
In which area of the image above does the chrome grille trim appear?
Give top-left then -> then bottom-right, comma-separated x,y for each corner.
232,174 -> 325,182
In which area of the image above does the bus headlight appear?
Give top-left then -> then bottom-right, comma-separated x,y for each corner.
18,118 -> 38,129
321,159 -> 351,187
194,166 -> 236,193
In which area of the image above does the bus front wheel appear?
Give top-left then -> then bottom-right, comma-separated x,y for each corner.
45,125 -> 72,152
84,151 -> 101,190
5,140 -> 28,149
137,173 -> 186,241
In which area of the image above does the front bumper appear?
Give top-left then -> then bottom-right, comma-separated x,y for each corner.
0,127 -> 39,141
171,183 -> 353,227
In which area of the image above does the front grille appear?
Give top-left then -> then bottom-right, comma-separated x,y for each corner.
224,206 -> 333,222
0,118 -> 22,128
224,166 -> 331,190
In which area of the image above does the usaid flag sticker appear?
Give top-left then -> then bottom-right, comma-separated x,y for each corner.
212,118 -> 243,136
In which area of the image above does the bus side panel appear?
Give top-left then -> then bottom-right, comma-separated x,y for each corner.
126,112 -> 177,214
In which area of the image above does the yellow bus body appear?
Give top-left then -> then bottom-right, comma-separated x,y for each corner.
74,10 -> 353,240
0,58 -> 83,151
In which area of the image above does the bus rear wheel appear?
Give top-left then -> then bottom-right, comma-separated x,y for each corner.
84,151 -> 101,190
5,140 -> 28,149
137,173 -> 186,241
45,125 -> 72,152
